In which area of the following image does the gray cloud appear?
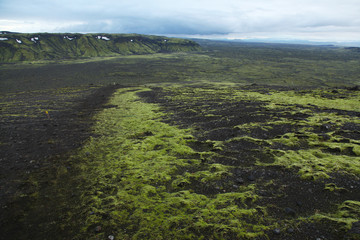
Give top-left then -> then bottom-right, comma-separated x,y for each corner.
58,16 -> 231,35
1,0 -> 360,41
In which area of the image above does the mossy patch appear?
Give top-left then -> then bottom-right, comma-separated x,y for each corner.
229,89 -> 360,180
267,149 -> 360,180
68,87 -> 268,239
311,200 -> 360,231
149,85 -> 360,180
237,89 -> 360,112
136,85 -> 360,238
3,84 -> 359,239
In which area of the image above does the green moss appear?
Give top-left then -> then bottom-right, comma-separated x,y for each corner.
232,88 -> 358,180
263,115 -> 360,179
188,164 -> 230,183
269,132 -> 305,147
157,86 -> 360,181
238,90 -> 360,112
67,87 -> 269,239
324,183 -> 347,192
311,200 -> 360,230
266,149 -> 360,180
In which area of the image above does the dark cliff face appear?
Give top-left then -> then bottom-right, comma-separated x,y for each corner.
0,33 -> 201,62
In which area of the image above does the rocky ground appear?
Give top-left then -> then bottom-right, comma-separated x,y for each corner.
0,83 -> 359,239
137,84 -> 360,239
0,84 -> 120,238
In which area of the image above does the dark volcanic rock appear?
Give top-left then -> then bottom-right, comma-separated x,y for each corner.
284,207 -> 296,216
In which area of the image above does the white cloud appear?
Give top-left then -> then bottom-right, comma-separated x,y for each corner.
0,0 -> 359,42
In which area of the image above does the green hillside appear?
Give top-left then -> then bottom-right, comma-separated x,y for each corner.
0,33 -> 200,62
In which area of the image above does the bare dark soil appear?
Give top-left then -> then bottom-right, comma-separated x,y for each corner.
0,84 -> 121,238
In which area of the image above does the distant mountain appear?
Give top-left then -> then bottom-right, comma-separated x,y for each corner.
345,47 -> 360,52
235,38 -> 360,47
188,36 -> 360,48
0,33 -> 201,62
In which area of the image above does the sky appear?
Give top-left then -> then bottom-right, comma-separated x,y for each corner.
1,0 -> 360,43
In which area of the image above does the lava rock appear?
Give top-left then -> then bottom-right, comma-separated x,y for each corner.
348,85 -> 359,91
348,221 -> 360,234
285,207 -> 296,216
318,133 -> 331,141
235,177 -> 244,184
247,174 -> 256,181
320,124 -> 332,132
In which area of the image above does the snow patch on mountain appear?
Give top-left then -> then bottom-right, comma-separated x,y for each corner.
64,36 -> 75,40
97,36 -> 110,41
31,37 -> 39,43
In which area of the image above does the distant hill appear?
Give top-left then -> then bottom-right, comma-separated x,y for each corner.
0,33 -> 201,62
345,47 -> 360,52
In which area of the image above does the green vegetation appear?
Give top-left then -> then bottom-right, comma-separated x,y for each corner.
1,39 -> 360,93
1,39 -> 360,239
236,89 -> 360,179
139,85 -> 360,182
198,40 -> 360,87
311,200 -> 360,232
64,88 -> 270,239
0,33 -> 200,62
34,85 -> 357,239
238,89 -> 360,112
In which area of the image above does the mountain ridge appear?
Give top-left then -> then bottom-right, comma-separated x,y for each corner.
0,33 -> 201,62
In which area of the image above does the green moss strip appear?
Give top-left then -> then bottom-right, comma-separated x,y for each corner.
268,149 -> 360,180
238,90 -> 360,112
70,88 -> 268,239
311,200 -> 360,231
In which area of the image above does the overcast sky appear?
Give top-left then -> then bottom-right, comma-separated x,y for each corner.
1,0 -> 360,42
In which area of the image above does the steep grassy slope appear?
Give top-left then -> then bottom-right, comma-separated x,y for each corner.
0,33 -> 200,62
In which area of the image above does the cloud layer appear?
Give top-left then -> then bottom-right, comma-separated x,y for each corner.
1,0 -> 360,41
